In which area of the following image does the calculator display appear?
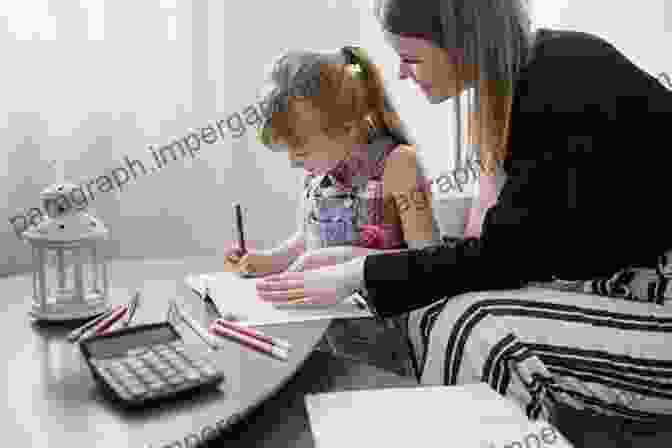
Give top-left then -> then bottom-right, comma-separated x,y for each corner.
86,325 -> 178,358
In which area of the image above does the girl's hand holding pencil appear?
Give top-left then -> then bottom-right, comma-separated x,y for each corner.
225,203 -> 292,277
224,244 -> 291,277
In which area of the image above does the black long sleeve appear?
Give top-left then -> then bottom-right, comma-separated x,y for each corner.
363,29 -> 672,319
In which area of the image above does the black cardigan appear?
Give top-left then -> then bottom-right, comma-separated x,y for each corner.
363,28 -> 672,319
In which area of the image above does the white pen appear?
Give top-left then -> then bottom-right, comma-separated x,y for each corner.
171,301 -> 221,350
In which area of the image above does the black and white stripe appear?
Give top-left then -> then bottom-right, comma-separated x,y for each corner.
408,288 -> 672,421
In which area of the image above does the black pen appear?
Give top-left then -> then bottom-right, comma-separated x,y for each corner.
203,287 -> 222,318
234,203 -> 246,256
192,285 -> 239,321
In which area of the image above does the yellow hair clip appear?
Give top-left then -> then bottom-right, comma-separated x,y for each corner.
258,124 -> 272,147
347,47 -> 369,80
344,47 -> 369,79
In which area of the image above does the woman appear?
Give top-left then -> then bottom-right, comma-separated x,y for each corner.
257,0 -> 672,428
226,46 -> 441,372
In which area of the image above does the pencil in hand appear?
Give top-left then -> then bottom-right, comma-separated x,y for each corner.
234,203 -> 246,256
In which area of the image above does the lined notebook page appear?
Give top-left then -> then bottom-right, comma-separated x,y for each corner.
185,271 -> 371,326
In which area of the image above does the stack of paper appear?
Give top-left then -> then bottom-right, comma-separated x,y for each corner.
185,271 -> 372,326
305,382 -> 573,448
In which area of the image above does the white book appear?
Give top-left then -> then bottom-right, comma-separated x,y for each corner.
185,271 -> 372,326
305,383 -> 573,448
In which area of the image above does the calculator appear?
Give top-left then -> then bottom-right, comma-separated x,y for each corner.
79,321 -> 225,408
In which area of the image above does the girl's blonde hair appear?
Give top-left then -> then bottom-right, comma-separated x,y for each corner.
258,47 -> 414,150
374,0 -> 535,175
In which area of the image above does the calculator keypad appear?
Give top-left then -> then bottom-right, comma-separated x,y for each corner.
91,340 -> 223,404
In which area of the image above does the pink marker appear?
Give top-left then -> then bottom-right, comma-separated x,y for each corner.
78,305 -> 128,340
209,322 -> 288,361
93,306 -> 128,335
214,318 -> 291,351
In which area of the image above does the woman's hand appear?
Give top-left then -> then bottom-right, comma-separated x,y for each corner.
288,245 -> 379,272
256,260 -> 364,305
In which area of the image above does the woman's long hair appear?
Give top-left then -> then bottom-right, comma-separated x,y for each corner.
374,0 -> 535,174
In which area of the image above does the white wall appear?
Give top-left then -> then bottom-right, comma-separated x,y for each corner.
0,1 -> 364,276
1,1 -> 670,277
531,0 -> 671,78
356,0 -> 672,184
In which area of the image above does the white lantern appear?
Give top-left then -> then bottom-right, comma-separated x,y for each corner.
22,182 -> 111,321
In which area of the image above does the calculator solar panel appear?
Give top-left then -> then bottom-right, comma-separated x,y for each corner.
80,322 -> 225,408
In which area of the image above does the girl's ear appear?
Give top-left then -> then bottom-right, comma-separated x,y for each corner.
343,119 -> 368,141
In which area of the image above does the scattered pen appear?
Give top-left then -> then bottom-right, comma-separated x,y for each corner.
193,283 -> 240,322
203,286 -> 221,317
121,291 -> 141,327
213,318 -> 291,351
101,291 -> 141,334
79,305 -> 128,341
171,300 -> 221,350
352,294 -> 368,311
67,305 -> 122,342
209,321 -> 288,361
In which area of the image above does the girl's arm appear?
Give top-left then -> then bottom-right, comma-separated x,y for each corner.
258,180 -> 308,264
259,230 -> 306,259
382,145 -> 442,250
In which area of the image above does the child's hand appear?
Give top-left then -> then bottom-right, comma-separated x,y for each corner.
224,244 -> 245,264
237,252 -> 291,277
224,241 -> 294,277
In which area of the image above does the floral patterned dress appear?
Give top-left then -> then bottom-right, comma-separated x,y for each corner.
300,133 -> 415,375
301,134 -> 405,252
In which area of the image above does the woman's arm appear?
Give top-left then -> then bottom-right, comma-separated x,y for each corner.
382,145 -> 442,249
361,34 -> 672,319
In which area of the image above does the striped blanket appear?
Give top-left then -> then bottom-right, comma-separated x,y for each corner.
405,251 -> 672,421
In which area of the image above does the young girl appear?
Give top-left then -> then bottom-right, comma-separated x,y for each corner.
225,46 -> 441,372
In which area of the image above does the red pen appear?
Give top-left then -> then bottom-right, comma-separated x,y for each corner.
213,318 -> 291,351
82,305 -> 128,339
209,322 -> 288,361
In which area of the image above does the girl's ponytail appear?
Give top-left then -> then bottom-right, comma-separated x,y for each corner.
341,46 -> 413,146
342,46 -> 433,194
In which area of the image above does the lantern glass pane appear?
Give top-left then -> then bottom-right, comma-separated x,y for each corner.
44,248 -> 78,302
86,246 -> 99,294
31,247 -> 39,300
61,252 -> 74,294
44,251 -> 57,302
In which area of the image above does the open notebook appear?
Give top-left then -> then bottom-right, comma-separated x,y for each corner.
185,270 -> 372,326
305,383 -> 573,448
